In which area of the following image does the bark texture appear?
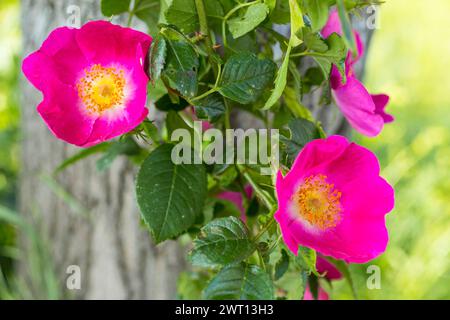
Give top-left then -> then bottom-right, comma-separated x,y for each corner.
19,0 -> 185,299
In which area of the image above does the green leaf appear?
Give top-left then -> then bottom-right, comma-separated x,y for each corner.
276,271 -> 307,299
303,28 -> 328,53
295,246 -> 318,275
148,35 -> 167,84
134,0 -> 161,35
336,0 -> 358,55
218,52 -> 276,104
165,111 -> 195,143
155,94 -> 189,112
165,0 -> 198,34
281,118 -> 322,163
274,248 -> 290,280
136,144 -> 207,243
304,0 -> 331,32
288,0 -> 304,47
162,39 -> 199,98
194,93 -> 225,123
189,216 -> 256,268
312,33 -> 347,80
165,0 -> 223,33
204,263 -> 274,300
269,0 -> 290,24
101,0 -> 131,16
262,44 -> 292,110
177,271 -> 210,300
283,86 -> 313,120
54,143 -> 109,174
227,3 -> 269,39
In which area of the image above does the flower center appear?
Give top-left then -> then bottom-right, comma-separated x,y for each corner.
77,64 -> 126,114
293,174 -> 342,230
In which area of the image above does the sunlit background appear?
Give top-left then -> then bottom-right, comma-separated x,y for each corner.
0,0 -> 449,299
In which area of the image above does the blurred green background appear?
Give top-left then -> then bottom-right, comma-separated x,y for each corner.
0,0 -> 448,299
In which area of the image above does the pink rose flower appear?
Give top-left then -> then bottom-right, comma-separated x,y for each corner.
275,135 -> 394,263
321,10 -> 394,137
22,21 -> 152,147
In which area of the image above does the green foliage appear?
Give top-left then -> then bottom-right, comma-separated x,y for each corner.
274,248 -> 290,280
262,44 -> 291,110
194,93 -> 225,123
227,3 -> 269,39
133,0 -> 161,35
304,0 -> 332,32
162,37 -> 199,98
311,33 -> 347,80
218,52 -> 276,104
148,35 -> 167,84
1,0 -> 448,301
136,144 -> 207,243
100,0 -> 131,16
294,246 -> 318,275
336,0 -> 357,55
190,216 -> 255,268
281,118 -> 323,163
204,263 -> 274,299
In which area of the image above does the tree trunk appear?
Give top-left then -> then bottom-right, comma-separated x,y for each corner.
19,0 -> 185,299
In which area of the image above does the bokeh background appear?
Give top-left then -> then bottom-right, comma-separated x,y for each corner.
0,0 -> 449,299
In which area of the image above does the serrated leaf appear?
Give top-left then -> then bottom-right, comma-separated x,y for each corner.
148,35 -> 167,83
165,0 -> 198,34
312,33 -> 347,80
228,3 -> 269,39
165,0 -> 223,34
204,263 -> 274,300
162,39 -> 199,98
281,118 -> 322,163
304,0 -> 331,32
303,28 -> 328,53
101,0 -> 131,16
277,271 -> 307,300
218,52 -> 276,104
262,44 -> 291,110
289,0 -> 304,47
274,249 -> 290,280
194,93 -> 225,123
190,216 -> 255,268
134,0 -> 161,35
136,144 -> 207,243
295,246 -> 318,275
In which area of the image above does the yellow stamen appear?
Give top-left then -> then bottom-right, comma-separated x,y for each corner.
292,174 -> 342,230
77,64 -> 125,114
